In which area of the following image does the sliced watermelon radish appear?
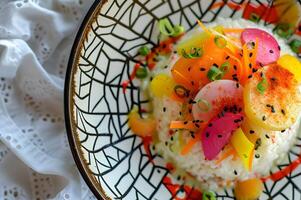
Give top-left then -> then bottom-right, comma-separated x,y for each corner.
241,28 -> 280,65
192,80 -> 243,122
201,112 -> 244,160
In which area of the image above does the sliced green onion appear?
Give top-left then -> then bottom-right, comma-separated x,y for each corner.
214,35 -> 227,48
257,77 -> 268,94
174,85 -> 189,98
159,18 -> 174,36
249,13 -> 260,23
181,47 -> 203,59
274,23 -> 294,39
289,39 -> 301,54
173,25 -> 185,37
197,99 -> 211,112
138,46 -> 150,56
207,66 -> 224,81
135,67 -> 148,79
202,191 -> 216,200
159,18 -> 185,37
220,61 -> 230,74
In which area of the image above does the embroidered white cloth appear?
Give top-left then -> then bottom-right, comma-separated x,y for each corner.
0,0 -> 97,199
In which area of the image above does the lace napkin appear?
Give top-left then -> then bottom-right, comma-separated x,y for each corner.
0,0 -> 97,199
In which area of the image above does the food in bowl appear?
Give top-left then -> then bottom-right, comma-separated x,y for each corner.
126,18 -> 301,200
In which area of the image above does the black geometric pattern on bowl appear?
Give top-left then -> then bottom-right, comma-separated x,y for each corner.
65,0 -> 301,199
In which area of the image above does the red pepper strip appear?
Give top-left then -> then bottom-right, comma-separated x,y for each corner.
142,136 -> 154,164
122,63 -> 141,94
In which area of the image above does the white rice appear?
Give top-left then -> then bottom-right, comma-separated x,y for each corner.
152,18 -> 300,191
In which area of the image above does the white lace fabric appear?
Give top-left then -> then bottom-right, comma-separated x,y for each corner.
0,0 -> 97,199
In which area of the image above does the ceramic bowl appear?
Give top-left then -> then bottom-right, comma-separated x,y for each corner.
65,0 -> 301,199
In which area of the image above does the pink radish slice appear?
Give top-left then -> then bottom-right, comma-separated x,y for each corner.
192,80 -> 243,122
241,28 -> 280,65
201,112 -> 244,160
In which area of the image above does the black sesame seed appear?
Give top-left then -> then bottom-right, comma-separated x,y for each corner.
206,132 -> 210,138
234,65 -> 237,70
177,176 -> 181,181
252,68 -> 258,73
164,65 -> 168,69
262,116 -> 266,121
173,51 -> 177,54
179,111 -> 182,116
265,134 -> 270,139
269,49 -> 274,54
195,124 -> 200,128
249,130 -> 255,134
281,109 -> 285,115
171,136 -> 174,141
234,119 -> 241,123
239,53 -> 243,57
234,170 -> 238,175
191,81 -> 195,86
281,130 -> 286,133
271,106 -> 275,113
278,45 -> 281,50
270,77 -> 277,81
208,123 -> 213,127
213,63 -> 219,68
163,107 -> 166,112
260,72 -> 264,77
189,109 -> 192,113
255,154 -> 260,158
236,83 -> 240,88
188,67 -> 191,71
218,134 -> 223,138
233,77 -> 239,81
248,75 -> 253,79
249,63 -> 252,68
266,104 -> 272,108
165,141 -> 168,146
200,67 -> 206,71
226,56 -> 230,60
249,52 -> 253,57
259,63 -> 264,67
184,121 -> 188,125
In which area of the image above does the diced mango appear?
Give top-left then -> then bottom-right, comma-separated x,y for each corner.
234,178 -> 263,200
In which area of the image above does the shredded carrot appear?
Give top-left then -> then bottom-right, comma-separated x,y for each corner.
172,69 -> 192,86
224,48 -> 243,79
224,28 -> 244,34
170,121 -> 203,130
197,20 -> 212,36
180,134 -> 201,155
215,147 -> 236,165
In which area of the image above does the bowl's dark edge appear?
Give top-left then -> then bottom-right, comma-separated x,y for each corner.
64,0 -> 106,200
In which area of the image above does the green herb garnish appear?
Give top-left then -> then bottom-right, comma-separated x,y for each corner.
207,66 -> 224,81
181,47 -> 203,59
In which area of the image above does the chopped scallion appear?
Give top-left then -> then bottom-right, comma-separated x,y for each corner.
174,85 -> 189,98
202,191 -> 216,200
214,35 -> 227,48
135,67 -> 148,79
159,18 -> 185,37
197,99 -> 211,112
207,66 -> 224,81
181,47 -> 203,59
220,61 -> 230,74
138,46 -> 150,56
257,77 -> 268,94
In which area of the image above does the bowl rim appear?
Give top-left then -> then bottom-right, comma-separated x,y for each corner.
64,0 -> 110,199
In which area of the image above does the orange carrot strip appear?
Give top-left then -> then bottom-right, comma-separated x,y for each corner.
170,121 -> 203,130
224,28 -> 244,34
215,148 -> 236,165
224,48 -> 243,77
197,20 -> 212,36
180,134 -> 201,155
